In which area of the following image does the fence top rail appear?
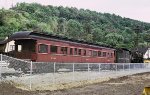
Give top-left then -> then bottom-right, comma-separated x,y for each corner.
32,62 -> 145,65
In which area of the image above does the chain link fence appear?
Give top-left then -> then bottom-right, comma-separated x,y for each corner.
32,62 -> 149,73
0,54 -> 150,90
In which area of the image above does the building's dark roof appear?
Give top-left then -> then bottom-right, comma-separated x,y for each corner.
0,31 -> 115,50
131,46 -> 150,54
116,48 -> 131,53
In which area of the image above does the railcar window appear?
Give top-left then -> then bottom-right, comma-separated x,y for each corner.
74,48 -> 77,55
111,53 -> 113,58
70,48 -> 73,55
88,50 -> 92,56
83,50 -> 86,56
93,51 -> 97,57
38,44 -> 48,53
50,45 -> 58,53
107,53 -> 110,57
78,49 -> 82,55
61,47 -> 68,54
98,51 -> 102,57
102,52 -> 106,57
18,45 -> 22,52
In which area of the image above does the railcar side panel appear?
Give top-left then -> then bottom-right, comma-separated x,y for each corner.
34,39 -> 115,63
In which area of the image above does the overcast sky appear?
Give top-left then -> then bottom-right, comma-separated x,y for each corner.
0,0 -> 150,23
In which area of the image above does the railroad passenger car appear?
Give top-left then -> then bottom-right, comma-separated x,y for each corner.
0,31 -> 115,63
115,48 -> 131,63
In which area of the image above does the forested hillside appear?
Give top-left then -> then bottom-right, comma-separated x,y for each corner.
0,3 -> 150,49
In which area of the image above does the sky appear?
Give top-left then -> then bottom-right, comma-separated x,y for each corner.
0,0 -> 150,23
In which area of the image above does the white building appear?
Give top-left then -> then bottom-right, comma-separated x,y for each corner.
143,48 -> 150,59
4,40 -> 15,52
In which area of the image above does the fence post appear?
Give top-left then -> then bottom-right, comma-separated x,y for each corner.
148,63 -> 150,69
144,63 -> 146,69
0,54 -> 2,80
54,62 -> 56,73
142,63 -> 144,69
52,62 -> 56,86
116,63 -> 117,72
73,63 -> 74,81
29,61 -> 33,90
99,64 -> 101,73
88,64 -> 90,72
129,63 -> 130,71
73,63 -> 74,73
0,54 -> 2,61
123,63 -> 124,71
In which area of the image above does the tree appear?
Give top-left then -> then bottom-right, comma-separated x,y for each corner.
0,2 -> 149,49
85,34 -> 93,42
105,33 -> 124,47
57,18 -> 67,35
92,28 -> 104,42
143,33 -> 150,46
66,19 -> 83,39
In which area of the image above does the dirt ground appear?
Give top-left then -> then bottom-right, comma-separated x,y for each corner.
0,72 -> 150,95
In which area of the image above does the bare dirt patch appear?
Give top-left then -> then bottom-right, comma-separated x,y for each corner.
0,72 -> 150,95
0,82 -> 34,95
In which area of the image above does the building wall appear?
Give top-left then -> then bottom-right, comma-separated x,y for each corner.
143,48 -> 150,59
5,40 -> 15,52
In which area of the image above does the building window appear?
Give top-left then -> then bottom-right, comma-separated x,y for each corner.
78,49 -> 82,55
93,51 -> 97,57
74,48 -> 77,55
10,45 -> 15,51
88,50 -> 92,56
83,50 -> 86,56
102,52 -> 106,57
50,45 -> 57,53
70,48 -> 73,55
98,51 -> 102,57
61,47 -> 68,54
38,44 -> 48,53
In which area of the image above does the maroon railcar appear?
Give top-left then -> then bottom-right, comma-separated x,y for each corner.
3,31 -> 115,63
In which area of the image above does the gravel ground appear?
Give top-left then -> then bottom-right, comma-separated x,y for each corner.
0,72 -> 150,95
2,68 -> 150,91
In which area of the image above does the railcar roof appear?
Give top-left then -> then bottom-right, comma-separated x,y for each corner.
0,40 -> 7,44
9,31 -> 31,40
0,31 -> 116,50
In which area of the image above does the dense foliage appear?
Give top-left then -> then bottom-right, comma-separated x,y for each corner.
0,3 -> 150,49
